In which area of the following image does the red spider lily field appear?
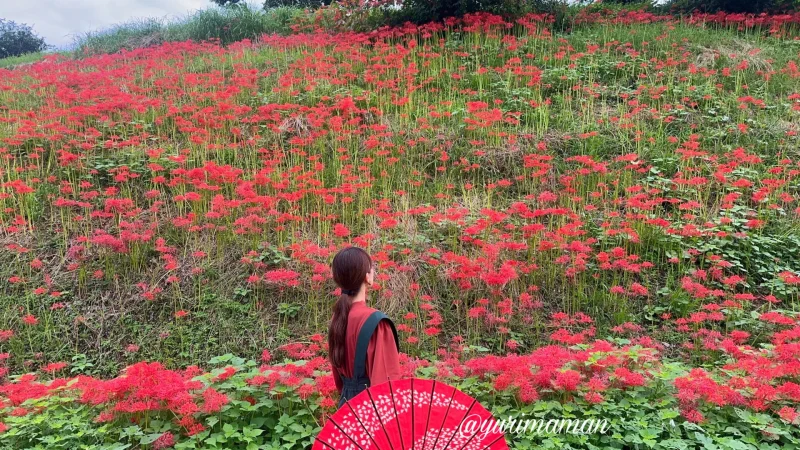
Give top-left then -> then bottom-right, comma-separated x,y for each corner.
2,7 -> 800,449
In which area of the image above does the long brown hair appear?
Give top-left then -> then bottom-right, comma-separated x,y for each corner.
328,246 -> 372,370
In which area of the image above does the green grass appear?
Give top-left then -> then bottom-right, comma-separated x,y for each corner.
72,19 -> 165,56
73,5 -> 302,55
0,52 -> 47,69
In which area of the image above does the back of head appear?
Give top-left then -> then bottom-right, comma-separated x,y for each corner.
328,246 -> 372,369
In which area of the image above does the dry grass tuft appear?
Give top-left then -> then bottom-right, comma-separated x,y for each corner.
278,116 -> 311,137
695,39 -> 772,71
122,32 -> 165,51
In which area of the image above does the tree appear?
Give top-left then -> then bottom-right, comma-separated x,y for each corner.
210,0 -> 243,6
0,19 -> 48,59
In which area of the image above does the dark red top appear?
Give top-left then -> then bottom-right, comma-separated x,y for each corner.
332,301 -> 401,393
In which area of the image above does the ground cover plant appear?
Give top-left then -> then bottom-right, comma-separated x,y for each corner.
1,7 -> 800,449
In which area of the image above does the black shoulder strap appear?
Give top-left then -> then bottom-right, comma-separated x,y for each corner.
352,311 -> 399,379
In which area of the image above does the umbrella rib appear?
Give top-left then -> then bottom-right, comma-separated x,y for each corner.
314,437 -> 336,449
439,398 -> 479,450
367,388 -> 397,450
428,385 -> 457,450
456,428 -> 480,450
452,408 -> 486,450
328,415 -> 367,450
388,380 -> 405,450
343,399 -> 382,450
455,403 -> 504,450
420,380 -> 436,450
410,379 -> 414,450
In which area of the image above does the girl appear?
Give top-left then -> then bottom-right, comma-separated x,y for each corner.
328,246 -> 401,408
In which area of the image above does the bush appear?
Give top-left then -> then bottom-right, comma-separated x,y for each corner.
388,0 -> 578,24
596,0 -> 655,7
264,0 -> 333,8
598,0 -> 651,4
261,0 -> 584,26
285,2 -> 403,32
664,0 -> 799,13
0,19 -> 48,59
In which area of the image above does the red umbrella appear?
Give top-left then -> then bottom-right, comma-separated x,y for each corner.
314,378 -> 509,450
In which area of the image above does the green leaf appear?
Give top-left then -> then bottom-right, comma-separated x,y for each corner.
140,433 -> 165,445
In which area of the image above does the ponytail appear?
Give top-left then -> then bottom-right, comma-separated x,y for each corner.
329,293 -> 353,369
328,246 -> 373,370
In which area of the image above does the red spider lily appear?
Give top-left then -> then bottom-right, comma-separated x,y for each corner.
21,315 -> 38,326
153,432 -> 176,450
0,9 -> 798,442
42,362 -> 68,374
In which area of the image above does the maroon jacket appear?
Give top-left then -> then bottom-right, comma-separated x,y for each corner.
332,301 -> 401,393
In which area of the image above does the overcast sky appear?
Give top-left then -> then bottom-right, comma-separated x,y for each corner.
1,0 -> 261,49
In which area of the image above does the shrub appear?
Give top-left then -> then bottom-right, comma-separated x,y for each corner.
390,0 -> 580,24
262,0 -> 585,26
664,0 -> 799,13
597,0 -> 652,4
0,19 -> 48,59
595,0 -> 655,8
287,1 -> 406,32
264,0 -> 334,8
